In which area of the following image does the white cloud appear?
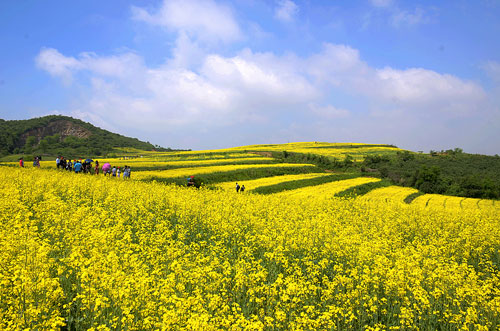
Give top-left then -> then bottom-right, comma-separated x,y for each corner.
201,51 -> 316,101
374,67 -> 485,110
169,31 -> 206,69
36,41 -> 489,150
36,48 -> 145,79
306,44 -> 368,86
274,0 -> 299,22
391,7 -> 426,27
36,45 -> 321,130
131,0 -> 242,44
78,52 -> 144,78
35,48 -> 82,85
304,44 -> 485,115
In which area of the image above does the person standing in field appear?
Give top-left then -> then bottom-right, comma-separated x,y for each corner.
236,183 -> 240,192
19,157 -> 24,167
126,166 -> 131,179
82,160 -> 88,173
60,157 -> 66,170
240,185 -> 245,192
74,160 -> 82,173
95,160 -> 99,174
117,167 -> 121,178
112,166 -> 117,177
56,156 -> 60,169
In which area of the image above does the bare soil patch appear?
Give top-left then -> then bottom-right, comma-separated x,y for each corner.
249,151 -> 273,158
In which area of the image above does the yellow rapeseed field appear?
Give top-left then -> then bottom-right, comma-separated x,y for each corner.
216,173 -> 331,191
1,167 -> 500,330
411,194 -> 500,213
360,186 -> 419,203
133,163 -> 316,181
275,177 -> 380,199
144,142 -> 404,161
95,157 -> 274,169
227,142 -> 402,161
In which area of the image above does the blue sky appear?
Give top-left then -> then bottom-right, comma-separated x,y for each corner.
1,0 -> 499,153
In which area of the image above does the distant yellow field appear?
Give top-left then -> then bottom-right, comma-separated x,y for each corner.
142,142 -> 404,161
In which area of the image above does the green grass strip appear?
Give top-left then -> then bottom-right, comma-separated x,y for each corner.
335,179 -> 392,198
404,191 -> 425,204
251,173 -> 360,195
143,166 -> 323,186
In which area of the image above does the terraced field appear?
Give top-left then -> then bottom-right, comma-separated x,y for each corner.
216,173 -> 330,192
2,142 -> 500,330
230,142 -> 403,161
275,177 -> 381,199
4,143 -> 499,209
112,142 -> 403,161
133,163 -> 318,181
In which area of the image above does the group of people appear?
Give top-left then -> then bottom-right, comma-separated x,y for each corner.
19,156 -> 42,168
104,165 -> 132,179
235,182 -> 245,192
18,156 -> 131,179
55,156 -> 132,178
56,156 -> 95,174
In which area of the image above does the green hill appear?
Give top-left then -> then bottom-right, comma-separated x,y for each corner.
0,115 -> 176,158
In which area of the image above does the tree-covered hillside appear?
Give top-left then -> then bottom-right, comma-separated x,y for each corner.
360,150 -> 500,199
0,115 -> 174,158
271,148 -> 500,200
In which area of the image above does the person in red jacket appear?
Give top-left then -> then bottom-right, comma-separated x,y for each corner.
19,157 -> 24,167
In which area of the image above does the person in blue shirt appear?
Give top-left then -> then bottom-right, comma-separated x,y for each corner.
74,160 -> 82,173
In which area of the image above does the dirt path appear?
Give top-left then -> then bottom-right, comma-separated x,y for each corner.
249,151 -> 273,157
